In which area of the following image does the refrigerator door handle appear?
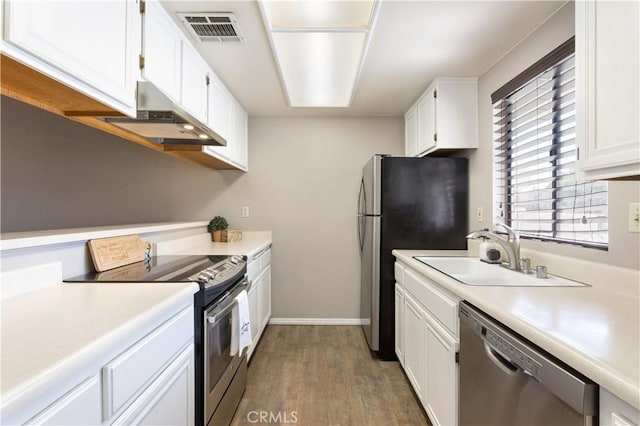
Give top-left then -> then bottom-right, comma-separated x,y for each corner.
358,216 -> 366,252
357,178 -> 366,215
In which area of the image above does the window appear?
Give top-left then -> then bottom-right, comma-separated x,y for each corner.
493,37 -> 608,248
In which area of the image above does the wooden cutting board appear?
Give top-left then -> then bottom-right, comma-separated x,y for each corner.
88,235 -> 148,272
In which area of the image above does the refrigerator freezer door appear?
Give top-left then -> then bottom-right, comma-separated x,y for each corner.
360,214 -> 380,351
361,155 -> 382,216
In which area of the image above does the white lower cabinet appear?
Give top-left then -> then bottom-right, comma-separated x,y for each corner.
394,284 -> 405,366
112,345 -> 194,426
403,291 -> 426,400
24,307 -> 194,425
395,261 -> 459,426
246,248 -> 272,360
26,376 -> 102,426
424,317 -> 458,426
600,388 -> 640,426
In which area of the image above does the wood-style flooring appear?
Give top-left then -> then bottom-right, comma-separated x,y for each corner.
231,325 -> 431,426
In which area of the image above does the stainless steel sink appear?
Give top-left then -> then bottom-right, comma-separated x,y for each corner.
414,256 -> 586,287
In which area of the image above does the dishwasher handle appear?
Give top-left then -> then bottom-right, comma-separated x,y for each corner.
484,342 -> 518,375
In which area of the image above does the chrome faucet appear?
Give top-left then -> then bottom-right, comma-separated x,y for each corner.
467,223 -> 521,271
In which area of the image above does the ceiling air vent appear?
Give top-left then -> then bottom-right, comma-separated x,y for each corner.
177,13 -> 245,43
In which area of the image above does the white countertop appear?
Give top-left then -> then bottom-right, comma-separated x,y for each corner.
158,231 -> 273,259
0,281 -> 199,422
393,249 -> 640,410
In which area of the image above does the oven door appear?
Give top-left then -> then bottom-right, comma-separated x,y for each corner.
204,278 -> 249,425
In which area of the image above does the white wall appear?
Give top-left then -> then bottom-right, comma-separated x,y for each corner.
469,2 -> 640,270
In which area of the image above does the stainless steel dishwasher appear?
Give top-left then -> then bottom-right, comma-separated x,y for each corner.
459,302 -> 598,426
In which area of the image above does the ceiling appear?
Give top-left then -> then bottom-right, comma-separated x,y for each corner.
160,1 -> 567,117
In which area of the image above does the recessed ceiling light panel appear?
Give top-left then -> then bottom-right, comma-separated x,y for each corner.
259,0 -> 381,108
271,32 -> 366,107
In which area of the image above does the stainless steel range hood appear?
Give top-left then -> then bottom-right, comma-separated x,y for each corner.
101,81 -> 226,146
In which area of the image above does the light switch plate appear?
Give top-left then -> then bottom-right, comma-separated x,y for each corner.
629,202 -> 640,233
241,206 -> 250,218
476,207 -> 483,223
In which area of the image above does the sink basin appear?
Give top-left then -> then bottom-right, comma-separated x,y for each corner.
414,256 -> 586,287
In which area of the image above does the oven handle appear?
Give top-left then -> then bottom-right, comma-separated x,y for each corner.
206,277 -> 250,324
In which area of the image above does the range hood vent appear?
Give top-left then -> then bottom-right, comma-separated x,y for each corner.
99,81 -> 226,146
178,12 -> 245,43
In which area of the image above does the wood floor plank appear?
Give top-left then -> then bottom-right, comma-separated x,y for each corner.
230,325 -> 430,426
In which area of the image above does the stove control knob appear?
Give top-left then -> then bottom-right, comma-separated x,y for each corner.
197,274 -> 209,284
205,269 -> 217,279
230,255 -> 243,264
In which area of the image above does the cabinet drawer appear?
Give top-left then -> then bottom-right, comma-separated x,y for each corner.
395,262 -> 405,285
404,269 -> 459,336
102,307 -> 193,419
247,259 -> 260,283
260,248 -> 272,270
27,375 -> 101,425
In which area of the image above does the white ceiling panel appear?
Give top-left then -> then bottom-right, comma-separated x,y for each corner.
159,1 -> 568,117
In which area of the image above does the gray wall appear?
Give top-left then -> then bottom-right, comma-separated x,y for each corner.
0,96 -> 221,231
1,97 -> 403,319
468,2 -> 640,270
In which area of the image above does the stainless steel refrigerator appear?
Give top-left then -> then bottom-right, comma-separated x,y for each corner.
357,154 -> 468,360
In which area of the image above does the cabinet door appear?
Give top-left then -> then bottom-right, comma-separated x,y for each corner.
27,375 -> 102,426
4,0 -> 138,116
142,0 -> 182,103
260,266 -> 271,330
232,101 -> 249,169
180,41 -> 209,123
424,319 -> 458,426
417,87 -> 436,155
112,345 -> 194,426
576,0 -> 640,179
394,284 -> 405,365
403,293 -> 425,400
248,276 -> 261,346
207,73 -> 232,143
404,106 -> 419,157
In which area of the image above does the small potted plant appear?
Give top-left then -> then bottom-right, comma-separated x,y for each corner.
208,216 -> 228,242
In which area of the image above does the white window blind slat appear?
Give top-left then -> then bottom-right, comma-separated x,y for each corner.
493,51 -> 608,248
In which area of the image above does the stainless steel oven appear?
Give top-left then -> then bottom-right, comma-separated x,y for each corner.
204,277 -> 249,426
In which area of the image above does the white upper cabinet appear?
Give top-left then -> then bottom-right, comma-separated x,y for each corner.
404,105 -> 419,157
205,93 -> 248,171
232,100 -> 249,169
576,0 -> 640,180
180,41 -> 209,123
405,78 -> 478,157
208,72 -> 233,142
2,0 -> 139,116
417,86 -> 437,154
141,0 -> 182,103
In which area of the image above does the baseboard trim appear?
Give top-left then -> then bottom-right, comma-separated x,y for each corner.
268,318 -> 365,326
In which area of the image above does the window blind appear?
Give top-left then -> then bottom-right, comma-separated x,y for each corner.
493,50 -> 608,248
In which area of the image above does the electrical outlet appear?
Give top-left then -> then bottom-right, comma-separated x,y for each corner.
476,207 -> 483,223
241,206 -> 250,218
629,202 -> 640,233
